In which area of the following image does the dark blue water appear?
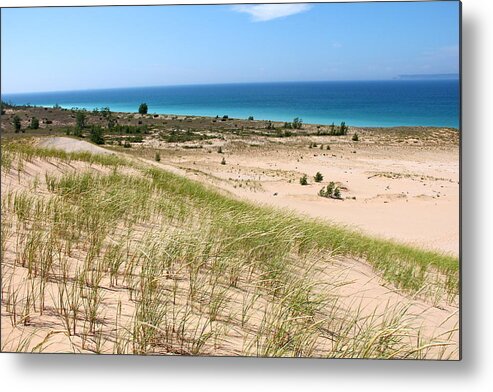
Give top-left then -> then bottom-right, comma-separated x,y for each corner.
2,80 -> 459,128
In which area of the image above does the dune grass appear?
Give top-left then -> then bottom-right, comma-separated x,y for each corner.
0,140 -> 459,357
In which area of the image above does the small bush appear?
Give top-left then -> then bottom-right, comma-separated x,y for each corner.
90,126 -> 105,145
314,172 -> 324,183
155,152 -> 161,162
13,115 -> 21,132
352,133 -> 359,142
29,117 -> 39,129
123,141 -> 131,148
221,157 -> 226,165
76,111 -> 86,129
292,117 -> 303,129
300,174 -> 308,186
248,116 -> 254,121
217,146 -> 223,154
327,182 -> 335,196
319,182 -> 341,199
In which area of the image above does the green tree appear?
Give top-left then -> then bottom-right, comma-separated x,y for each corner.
329,122 -> 335,134
138,103 -> 148,114
13,115 -> 21,133
76,111 -> 86,130
333,187 -> 341,199
99,107 -> 116,129
341,121 -> 348,135
89,126 -> 104,145
314,172 -> 324,183
29,117 -> 39,129
300,174 -> 308,186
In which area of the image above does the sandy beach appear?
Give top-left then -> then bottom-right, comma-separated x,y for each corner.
138,126 -> 459,255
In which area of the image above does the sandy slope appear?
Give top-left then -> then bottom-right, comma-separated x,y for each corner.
0,136 -> 458,357
143,131 -> 459,256
38,137 -> 111,154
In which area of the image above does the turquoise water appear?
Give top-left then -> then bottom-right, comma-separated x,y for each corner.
2,80 -> 460,128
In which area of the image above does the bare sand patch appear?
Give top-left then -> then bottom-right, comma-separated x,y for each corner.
38,137 -> 112,154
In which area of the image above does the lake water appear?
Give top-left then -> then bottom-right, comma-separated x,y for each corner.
2,80 -> 460,128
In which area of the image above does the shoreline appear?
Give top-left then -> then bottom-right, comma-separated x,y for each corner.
1,103 -> 460,131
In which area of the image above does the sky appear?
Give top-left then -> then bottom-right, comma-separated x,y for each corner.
1,1 -> 460,94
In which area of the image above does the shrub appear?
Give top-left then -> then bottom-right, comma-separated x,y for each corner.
138,103 -> 148,115
217,146 -> 223,154
13,115 -> 21,133
327,182 -> 335,196
29,117 -> 39,129
327,121 -> 348,136
333,187 -> 341,199
155,152 -> 161,162
123,141 -> 131,148
300,174 -> 308,186
352,132 -> 359,142
76,111 -> 86,129
73,127 -> 83,138
90,126 -> 105,145
318,187 -> 327,197
248,116 -> 254,121
221,157 -> 226,165
314,172 -> 324,183
326,145 -> 331,150
340,121 -> 348,135
293,117 -> 303,129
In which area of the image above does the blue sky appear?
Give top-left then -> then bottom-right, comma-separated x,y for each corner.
1,2 -> 460,94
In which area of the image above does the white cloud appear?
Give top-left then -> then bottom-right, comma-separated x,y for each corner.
232,4 -> 312,22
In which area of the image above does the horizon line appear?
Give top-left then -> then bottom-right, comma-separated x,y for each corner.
1,77 -> 460,96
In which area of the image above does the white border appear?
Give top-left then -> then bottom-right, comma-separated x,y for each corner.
2,0 -> 493,391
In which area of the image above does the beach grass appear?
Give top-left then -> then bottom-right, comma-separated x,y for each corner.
0,139 -> 459,357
